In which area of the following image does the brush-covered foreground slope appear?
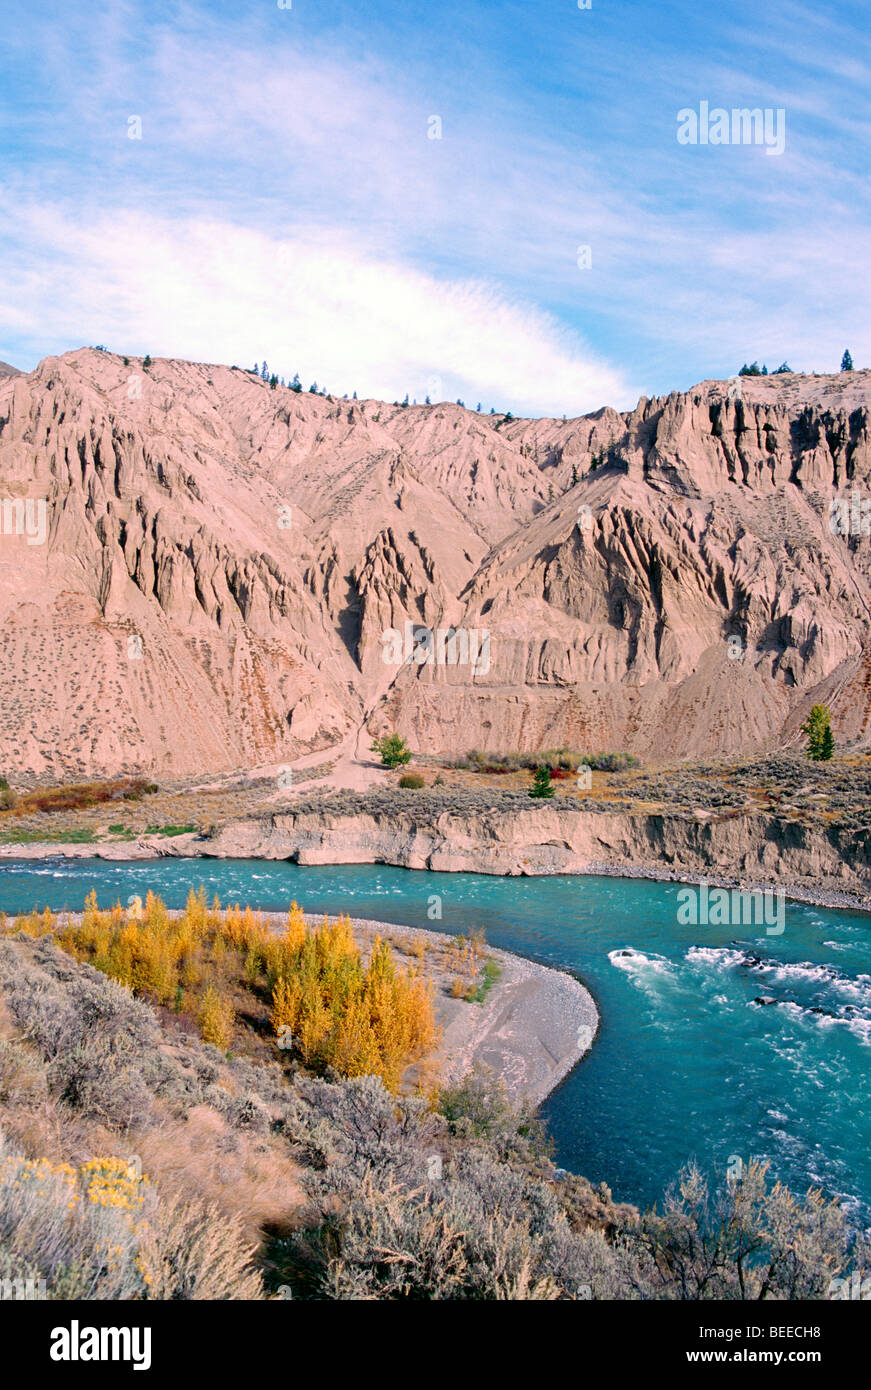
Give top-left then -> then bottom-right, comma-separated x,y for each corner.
1,350 -> 871,779
0,931 -> 859,1302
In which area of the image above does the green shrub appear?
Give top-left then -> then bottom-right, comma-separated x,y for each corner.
466,958 -> 501,1003
438,1066 -> 547,1156
398,773 -> 425,789
461,748 -> 640,775
585,752 -> 641,772
371,734 -> 412,768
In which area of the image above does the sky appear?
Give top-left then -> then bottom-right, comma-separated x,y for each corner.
1,0 -> 869,416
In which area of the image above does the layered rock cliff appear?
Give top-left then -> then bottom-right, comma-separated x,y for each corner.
2,350 -> 870,778
179,800 -> 871,906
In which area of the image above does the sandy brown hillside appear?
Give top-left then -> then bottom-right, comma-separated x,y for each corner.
1,349 -> 870,780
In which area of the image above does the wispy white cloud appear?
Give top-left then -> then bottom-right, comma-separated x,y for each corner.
1,0 -> 869,401
0,200 -> 634,415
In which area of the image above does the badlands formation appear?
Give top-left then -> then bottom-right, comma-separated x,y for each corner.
1,348 -> 871,782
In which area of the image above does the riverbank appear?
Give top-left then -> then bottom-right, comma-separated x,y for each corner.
3,798 -> 870,915
1,906 -> 598,1107
344,915 -> 598,1105
4,855 -> 871,1229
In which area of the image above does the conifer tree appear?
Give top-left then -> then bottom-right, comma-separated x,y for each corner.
529,765 -> 555,799
801,704 -> 835,761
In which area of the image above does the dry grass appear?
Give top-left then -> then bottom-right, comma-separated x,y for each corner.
133,1107 -> 303,1250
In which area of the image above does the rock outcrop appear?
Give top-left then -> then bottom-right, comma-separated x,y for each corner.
6,800 -> 866,908
176,801 -> 870,903
2,350 -> 871,778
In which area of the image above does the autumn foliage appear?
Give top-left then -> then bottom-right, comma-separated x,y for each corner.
8,890 -> 437,1091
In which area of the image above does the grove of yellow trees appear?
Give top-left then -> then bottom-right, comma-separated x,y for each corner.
4,890 -> 437,1091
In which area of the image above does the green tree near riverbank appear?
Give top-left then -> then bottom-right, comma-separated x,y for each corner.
801,704 -> 834,762
371,733 -> 412,768
529,765 -> 555,799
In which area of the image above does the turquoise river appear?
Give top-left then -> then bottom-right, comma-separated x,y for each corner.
1,857 -> 869,1223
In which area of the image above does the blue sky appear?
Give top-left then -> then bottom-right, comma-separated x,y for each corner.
1,0 -> 869,415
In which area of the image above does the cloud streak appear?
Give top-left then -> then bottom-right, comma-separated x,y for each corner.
0,0 -> 869,404
0,201 -> 633,415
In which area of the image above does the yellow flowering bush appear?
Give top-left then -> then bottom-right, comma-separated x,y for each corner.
0,1139 -> 260,1299
80,1157 -> 150,1213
